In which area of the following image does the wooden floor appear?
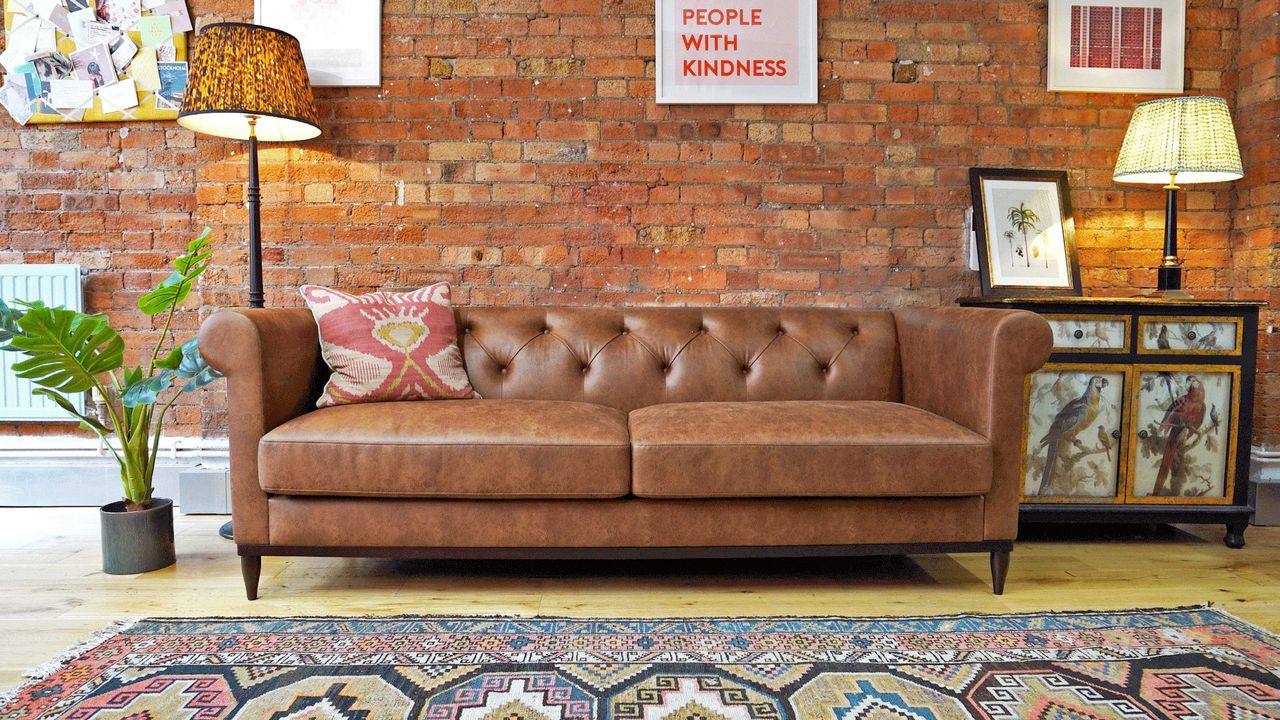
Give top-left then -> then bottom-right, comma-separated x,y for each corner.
2,507 -> 1279,691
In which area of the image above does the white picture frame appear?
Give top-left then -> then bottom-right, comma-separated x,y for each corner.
1047,0 -> 1185,93
655,0 -> 817,105
254,0 -> 381,87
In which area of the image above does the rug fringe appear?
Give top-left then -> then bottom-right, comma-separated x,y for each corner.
0,617 -> 141,709
1200,603 -> 1280,646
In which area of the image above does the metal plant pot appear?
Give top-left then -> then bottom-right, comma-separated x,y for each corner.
100,497 -> 176,574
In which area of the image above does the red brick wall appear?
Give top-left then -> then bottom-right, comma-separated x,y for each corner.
1231,0 -> 1279,446
1,0 -> 1274,445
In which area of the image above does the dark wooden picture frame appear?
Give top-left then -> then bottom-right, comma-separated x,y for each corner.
970,168 -> 1082,297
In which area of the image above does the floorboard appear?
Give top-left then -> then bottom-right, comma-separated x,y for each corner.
1,508 -> 1278,691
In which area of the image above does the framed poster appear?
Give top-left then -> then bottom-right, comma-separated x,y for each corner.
969,167 -> 1082,297
1047,0 -> 1185,93
655,0 -> 817,104
254,0 -> 380,87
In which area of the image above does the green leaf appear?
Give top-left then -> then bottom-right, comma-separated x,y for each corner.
173,337 -> 224,392
32,388 -> 109,433
122,370 -> 174,408
154,345 -> 184,370
136,228 -> 215,316
0,298 -> 23,348
8,306 -> 123,393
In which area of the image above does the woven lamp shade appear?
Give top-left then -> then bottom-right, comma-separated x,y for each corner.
178,23 -> 320,142
1113,96 -> 1243,185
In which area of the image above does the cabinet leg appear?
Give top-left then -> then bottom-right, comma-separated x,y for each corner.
241,555 -> 262,600
990,550 -> 1010,595
1224,522 -> 1248,549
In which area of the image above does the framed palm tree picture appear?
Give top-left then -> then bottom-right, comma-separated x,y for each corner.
969,168 -> 1082,297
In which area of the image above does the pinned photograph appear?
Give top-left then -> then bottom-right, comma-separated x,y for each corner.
27,51 -> 74,80
156,43 -> 177,62
108,32 -> 138,72
71,42 -> 117,89
155,60 -> 187,109
0,75 -> 35,124
66,0 -> 95,11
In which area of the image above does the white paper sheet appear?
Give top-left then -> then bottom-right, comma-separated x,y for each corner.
68,7 -> 98,44
98,76 -> 139,112
109,33 -> 138,72
47,78 -> 94,109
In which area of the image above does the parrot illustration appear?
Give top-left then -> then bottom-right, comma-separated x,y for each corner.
1037,376 -> 1108,495
1153,375 -> 1206,496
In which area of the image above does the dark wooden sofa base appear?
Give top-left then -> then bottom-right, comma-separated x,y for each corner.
236,540 -> 1015,601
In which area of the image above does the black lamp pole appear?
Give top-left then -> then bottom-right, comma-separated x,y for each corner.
1158,172 -> 1181,292
247,115 -> 264,309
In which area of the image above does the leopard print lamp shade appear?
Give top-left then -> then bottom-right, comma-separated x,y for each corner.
178,23 -> 321,142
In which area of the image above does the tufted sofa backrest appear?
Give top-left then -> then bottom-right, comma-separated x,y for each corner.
455,307 -> 901,413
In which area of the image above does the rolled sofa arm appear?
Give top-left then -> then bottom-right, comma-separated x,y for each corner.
892,307 -> 1053,542
198,308 -> 324,544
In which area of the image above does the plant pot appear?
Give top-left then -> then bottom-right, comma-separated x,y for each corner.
100,497 -> 176,575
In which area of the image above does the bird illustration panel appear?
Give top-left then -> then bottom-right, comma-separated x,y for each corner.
1024,367 -> 1127,501
1046,315 -> 1129,352
1130,369 -> 1236,501
1139,316 -> 1241,355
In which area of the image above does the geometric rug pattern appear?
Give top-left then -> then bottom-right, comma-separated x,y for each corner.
3,607 -> 1280,719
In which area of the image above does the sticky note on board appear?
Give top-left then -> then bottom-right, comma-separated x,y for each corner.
138,14 -> 171,47
153,0 -> 191,33
99,76 -> 140,112
130,46 -> 161,91
47,78 -> 94,109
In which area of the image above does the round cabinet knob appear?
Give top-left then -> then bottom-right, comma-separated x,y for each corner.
1138,430 -> 1149,440
1073,329 -> 1084,339
1187,331 -> 1197,340
1112,429 -> 1121,440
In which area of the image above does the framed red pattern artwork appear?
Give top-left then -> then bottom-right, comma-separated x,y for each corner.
1047,0 -> 1185,93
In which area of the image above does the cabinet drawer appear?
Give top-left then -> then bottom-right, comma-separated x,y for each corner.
1045,314 -> 1130,352
1137,316 -> 1242,355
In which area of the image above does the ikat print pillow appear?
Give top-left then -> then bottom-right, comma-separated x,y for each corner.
300,282 -> 475,407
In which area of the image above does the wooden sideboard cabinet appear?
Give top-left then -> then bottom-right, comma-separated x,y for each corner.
958,297 -> 1263,548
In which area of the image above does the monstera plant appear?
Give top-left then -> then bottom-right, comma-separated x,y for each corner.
0,228 -> 223,574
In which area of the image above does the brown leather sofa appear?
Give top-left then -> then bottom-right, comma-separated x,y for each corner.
199,305 -> 1052,599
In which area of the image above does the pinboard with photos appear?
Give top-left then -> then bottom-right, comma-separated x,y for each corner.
0,0 -> 189,125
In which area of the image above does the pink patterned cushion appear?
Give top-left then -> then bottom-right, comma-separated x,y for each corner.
300,283 -> 474,407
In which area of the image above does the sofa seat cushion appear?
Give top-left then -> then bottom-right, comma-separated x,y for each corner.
259,400 -> 631,499
629,401 -> 992,498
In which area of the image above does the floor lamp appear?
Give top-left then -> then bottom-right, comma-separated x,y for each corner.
1113,96 -> 1243,298
177,23 -> 321,540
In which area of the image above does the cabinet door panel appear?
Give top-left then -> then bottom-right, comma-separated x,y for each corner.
1023,365 -> 1128,502
1128,367 -> 1239,503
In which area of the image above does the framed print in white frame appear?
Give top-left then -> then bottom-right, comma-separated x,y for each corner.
254,0 -> 381,87
970,168 -> 1082,297
655,0 -> 817,105
1047,0 -> 1185,93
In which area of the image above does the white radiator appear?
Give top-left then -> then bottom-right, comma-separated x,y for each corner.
0,265 -> 85,421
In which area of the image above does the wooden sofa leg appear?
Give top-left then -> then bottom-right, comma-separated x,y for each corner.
990,550 -> 1010,595
241,555 -> 262,601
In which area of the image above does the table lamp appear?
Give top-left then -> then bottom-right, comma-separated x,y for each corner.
178,22 -> 321,309
1113,96 -> 1243,297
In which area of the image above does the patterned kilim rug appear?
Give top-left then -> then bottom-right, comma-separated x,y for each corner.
3,608 -> 1280,718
